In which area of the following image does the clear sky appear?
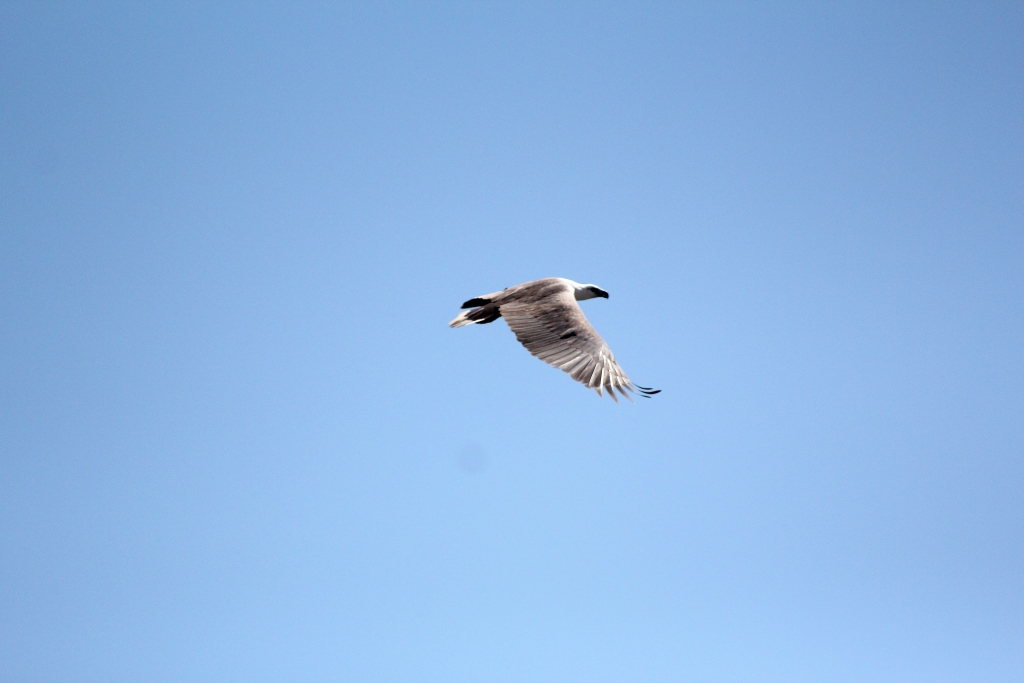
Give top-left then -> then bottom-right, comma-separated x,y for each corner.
1,2 -> 1022,681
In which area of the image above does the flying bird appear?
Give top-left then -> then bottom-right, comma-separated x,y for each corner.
450,277 -> 660,402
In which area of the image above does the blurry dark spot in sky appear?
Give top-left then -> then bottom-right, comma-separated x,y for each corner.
35,147 -> 60,176
456,444 -> 488,474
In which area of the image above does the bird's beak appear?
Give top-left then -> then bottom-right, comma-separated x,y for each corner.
597,288 -> 609,299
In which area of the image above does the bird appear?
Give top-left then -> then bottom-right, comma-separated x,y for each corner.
450,277 -> 660,402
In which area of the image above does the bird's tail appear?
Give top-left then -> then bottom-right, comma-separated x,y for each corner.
449,305 -> 501,328
449,310 -> 475,327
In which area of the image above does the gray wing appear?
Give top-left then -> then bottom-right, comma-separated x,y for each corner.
500,290 -> 654,402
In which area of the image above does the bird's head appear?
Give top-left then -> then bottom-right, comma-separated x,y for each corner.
573,283 -> 609,301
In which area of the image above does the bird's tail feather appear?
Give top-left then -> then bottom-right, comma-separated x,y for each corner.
449,305 -> 501,328
449,310 -> 475,328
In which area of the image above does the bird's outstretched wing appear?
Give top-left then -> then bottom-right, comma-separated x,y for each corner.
500,291 -> 659,402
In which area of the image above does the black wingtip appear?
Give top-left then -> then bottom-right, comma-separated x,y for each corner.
460,297 -> 491,309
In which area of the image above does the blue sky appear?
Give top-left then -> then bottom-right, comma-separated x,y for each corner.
1,2 -> 1022,681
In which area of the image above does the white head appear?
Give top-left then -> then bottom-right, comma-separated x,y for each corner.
569,281 -> 610,301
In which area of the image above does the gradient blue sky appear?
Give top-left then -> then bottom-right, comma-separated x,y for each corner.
2,2 -> 1022,681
